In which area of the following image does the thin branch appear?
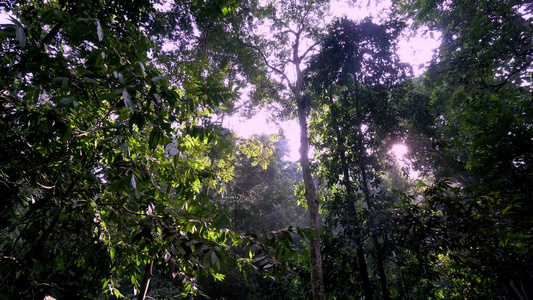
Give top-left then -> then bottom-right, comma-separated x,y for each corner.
301,41 -> 321,60
232,28 -> 294,89
36,282 -> 93,300
271,9 -> 293,35
122,203 -> 146,216
280,29 -> 297,36
478,58 -> 532,91
430,148 -> 471,186
138,260 -> 154,300
36,182 -> 55,189
298,4 -> 314,34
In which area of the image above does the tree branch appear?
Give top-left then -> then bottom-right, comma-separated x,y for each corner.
42,21 -> 64,54
430,148 -> 471,186
301,41 -> 320,60
138,260 -> 154,300
233,29 -> 294,89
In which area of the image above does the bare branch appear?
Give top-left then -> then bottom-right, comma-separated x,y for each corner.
36,182 -> 55,189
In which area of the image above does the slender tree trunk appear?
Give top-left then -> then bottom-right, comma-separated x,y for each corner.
138,260 -> 154,300
358,135 -> 390,300
371,225 -> 390,300
355,231 -> 374,300
297,96 -> 326,300
329,94 -> 374,299
353,79 -> 391,300
340,142 -> 374,300
238,15 -> 327,299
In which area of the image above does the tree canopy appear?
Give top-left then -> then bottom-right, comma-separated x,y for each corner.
1,0 -> 532,299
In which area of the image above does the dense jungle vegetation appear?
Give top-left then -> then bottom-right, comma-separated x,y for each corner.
1,0 -> 532,299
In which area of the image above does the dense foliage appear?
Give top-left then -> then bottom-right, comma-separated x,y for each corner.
305,17 -> 411,300
0,0 -> 241,298
1,0 -> 532,299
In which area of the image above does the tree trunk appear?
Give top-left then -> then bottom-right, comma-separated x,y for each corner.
355,232 -> 374,300
340,148 -> 374,299
138,260 -> 154,300
358,141 -> 391,300
297,97 -> 326,300
331,98 -> 374,300
354,79 -> 390,300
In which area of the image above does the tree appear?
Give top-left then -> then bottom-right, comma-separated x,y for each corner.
231,1 -> 331,298
220,135 -> 307,232
393,0 -> 533,298
191,135 -> 310,299
305,17 -> 411,299
0,1 -> 242,298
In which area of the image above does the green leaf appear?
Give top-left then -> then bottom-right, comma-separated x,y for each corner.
58,96 -> 76,105
203,250 -> 213,267
62,126 -> 72,140
148,127 -> 161,150
212,214 -> 230,229
109,175 -> 132,191
102,89 -> 124,100
50,287 -> 61,299
211,251 -> 220,270
151,76 -> 166,82
109,247 -> 115,262
33,259 -> 43,272
123,89 -> 134,113
275,244 -> 284,259
0,24 -> 16,38
131,175 -> 137,189
95,19 -> 103,41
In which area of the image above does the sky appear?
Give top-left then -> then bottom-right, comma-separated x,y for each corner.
224,0 -> 441,161
0,1 -> 440,162
0,11 -> 9,23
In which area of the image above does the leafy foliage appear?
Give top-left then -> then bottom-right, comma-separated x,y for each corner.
220,135 -> 307,232
0,0 -> 240,298
394,0 -> 533,298
305,17 -> 411,299
1,0 -> 532,299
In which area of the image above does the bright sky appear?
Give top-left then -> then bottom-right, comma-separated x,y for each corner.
225,0 -> 441,161
1,2 -> 440,162
0,10 -> 10,23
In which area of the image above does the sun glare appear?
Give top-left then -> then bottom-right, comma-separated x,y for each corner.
391,143 -> 408,159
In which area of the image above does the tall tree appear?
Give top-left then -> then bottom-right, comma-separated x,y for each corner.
221,135 -> 307,232
232,1 -> 330,298
305,17 -> 411,299
197,135 -> 309,299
